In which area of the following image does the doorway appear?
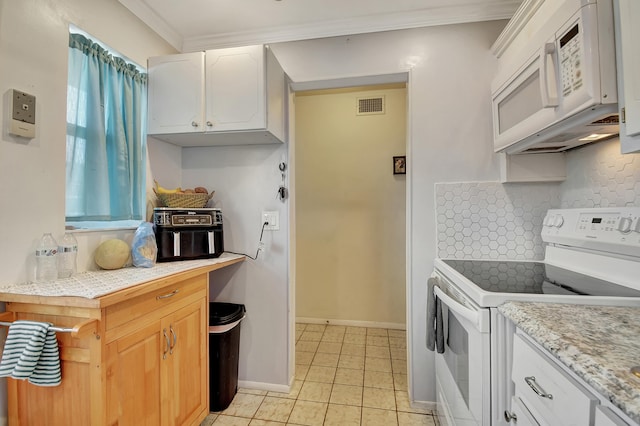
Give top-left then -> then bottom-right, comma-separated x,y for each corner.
293,83 -> 408,328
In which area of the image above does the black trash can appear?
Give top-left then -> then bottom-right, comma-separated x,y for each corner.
209,302 -> 246,412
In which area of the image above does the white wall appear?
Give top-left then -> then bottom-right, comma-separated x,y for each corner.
181,144 -> 291,389
0,1 -> 175,421
272,21 -> 505,404
0,0 -> 176,285
148,137 -> 183,190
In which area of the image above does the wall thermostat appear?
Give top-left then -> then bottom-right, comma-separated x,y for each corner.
7,89 -> 36,139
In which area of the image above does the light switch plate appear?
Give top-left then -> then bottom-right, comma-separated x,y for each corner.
7,89 -> 36,138
262,211 -> 279,231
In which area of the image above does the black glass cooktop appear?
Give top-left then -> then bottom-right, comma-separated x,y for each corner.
442,259 -> 640,297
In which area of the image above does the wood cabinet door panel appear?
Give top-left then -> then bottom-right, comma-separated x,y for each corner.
161,299 -> 208,426
106,322 -> 162,426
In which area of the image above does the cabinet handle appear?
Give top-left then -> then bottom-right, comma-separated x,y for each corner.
191,121 -> 199,128
169,325 -> 177,355
163,328 -> 170,360
156,289 -> 179,300
504,410 -> 518,422
206,121 -> 213,127
524,376 -> 553,399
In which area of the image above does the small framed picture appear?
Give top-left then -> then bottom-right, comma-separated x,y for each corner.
393,156 -> 406,175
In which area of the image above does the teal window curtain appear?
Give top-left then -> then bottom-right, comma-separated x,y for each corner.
66,33 -> 147,221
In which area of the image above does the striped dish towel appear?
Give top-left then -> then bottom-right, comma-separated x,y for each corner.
0,320 -> 61,386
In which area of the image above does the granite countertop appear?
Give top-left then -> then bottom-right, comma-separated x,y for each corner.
0,253 -> 244,300
499,301 -> 640,424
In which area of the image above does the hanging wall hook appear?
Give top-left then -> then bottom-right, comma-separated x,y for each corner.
277,162 -> 287,201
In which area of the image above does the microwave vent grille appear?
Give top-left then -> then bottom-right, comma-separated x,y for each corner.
590,114 -> 619,125
522,146 -> 569,153
357,96 -> 385,115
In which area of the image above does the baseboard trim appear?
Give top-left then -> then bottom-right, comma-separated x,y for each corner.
411,399 -> 438,412
238,380 -> 290,394
296,317 -> 406,330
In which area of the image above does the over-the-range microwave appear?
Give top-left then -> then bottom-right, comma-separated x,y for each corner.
491,0 -> 618,154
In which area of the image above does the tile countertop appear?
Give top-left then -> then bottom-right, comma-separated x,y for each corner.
499,302 -> 640,424
0,253 -> 245,300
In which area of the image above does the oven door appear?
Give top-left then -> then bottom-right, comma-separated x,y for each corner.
434,282 -> 491,426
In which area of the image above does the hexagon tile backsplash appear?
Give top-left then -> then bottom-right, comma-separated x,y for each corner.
436,139 -> 640,261
435,182 -> 561,260
560,138 -> 640,208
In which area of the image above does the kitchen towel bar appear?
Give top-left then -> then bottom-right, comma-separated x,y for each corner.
0,314 -> 98,339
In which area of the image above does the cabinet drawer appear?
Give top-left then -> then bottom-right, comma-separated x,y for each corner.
595,406 -> 629,426
512,333 -> 598,426
105,274 -> 207,333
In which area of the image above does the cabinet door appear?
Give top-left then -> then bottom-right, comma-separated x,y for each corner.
148,52 -> 205,135
105,322 -> 162,426
161,298 -> 208,426
510,396 -> 540,426
616,0 -> 640,153
205,45 -> 266,132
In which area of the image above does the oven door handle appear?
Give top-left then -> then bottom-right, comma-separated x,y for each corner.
434,286 -> 488,333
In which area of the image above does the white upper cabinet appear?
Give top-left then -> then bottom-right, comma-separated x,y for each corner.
205,45 -> 265,133
148,52 -> 205,135
147,45 -> 286,146
615,0 -> 640,153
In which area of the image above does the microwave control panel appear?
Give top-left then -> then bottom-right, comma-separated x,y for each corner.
559,23 -> 583,98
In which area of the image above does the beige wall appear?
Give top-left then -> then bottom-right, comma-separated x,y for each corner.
295,85 -> 407,327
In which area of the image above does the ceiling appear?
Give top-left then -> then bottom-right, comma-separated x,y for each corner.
119,0 -> 523,52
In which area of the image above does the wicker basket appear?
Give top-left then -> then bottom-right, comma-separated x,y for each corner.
154,189 -> 214,208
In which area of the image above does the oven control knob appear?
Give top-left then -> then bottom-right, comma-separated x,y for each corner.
553,214 -> 564,228
617,217 -> 633,234
631,217 -> 640,233
543,215 -> 552,227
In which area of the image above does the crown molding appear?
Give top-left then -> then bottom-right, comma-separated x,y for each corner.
119,0 -> 184,51
181,2 -> 520,51
120,1 -> 520,53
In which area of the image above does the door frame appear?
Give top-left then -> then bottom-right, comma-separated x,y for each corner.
286,71 -> 414,397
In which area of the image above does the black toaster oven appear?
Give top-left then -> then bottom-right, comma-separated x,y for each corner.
153,207 -> 224,262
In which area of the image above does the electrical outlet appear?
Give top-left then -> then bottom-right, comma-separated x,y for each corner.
262,211 -> 279,231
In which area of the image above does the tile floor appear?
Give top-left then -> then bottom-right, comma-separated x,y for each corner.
200,323 -> 439,426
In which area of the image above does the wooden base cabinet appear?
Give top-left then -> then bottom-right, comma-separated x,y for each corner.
2,269 -> 213,426
106,298 -> 207,426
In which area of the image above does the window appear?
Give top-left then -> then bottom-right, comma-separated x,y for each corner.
66,29 -> 147,228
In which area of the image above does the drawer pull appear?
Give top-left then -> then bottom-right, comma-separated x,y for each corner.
525,376 -> 553,400
157,289 -> 180,300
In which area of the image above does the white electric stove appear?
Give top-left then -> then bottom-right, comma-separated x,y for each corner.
431,207 -> 640,426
